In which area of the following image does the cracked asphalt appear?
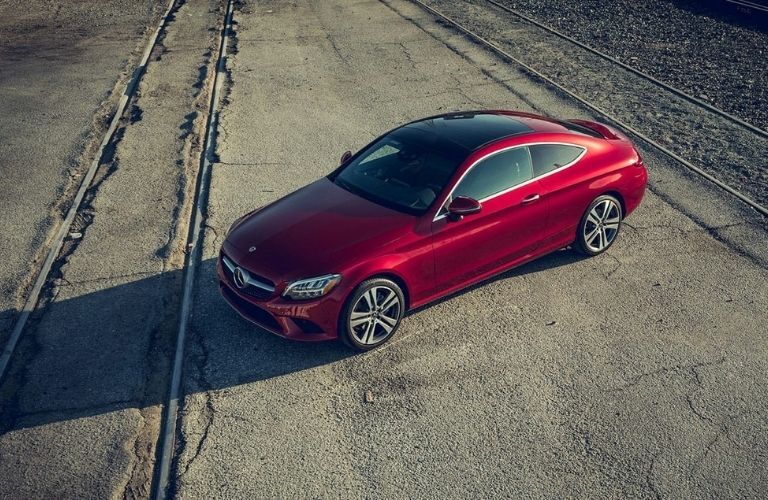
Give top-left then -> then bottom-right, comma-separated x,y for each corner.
0,0 -> 166,349
0,0 -> 225,497
173,0 -> 767,498
0,0 -> 766,498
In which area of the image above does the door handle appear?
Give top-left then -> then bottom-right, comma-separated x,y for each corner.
521,194 -> 540,205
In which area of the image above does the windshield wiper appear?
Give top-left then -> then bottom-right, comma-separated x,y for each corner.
334,176 -> 366,198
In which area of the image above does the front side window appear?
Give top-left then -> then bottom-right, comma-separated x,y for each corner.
334,136 -> 462,214
452,147 -> 533,202
529,144 -> 584,177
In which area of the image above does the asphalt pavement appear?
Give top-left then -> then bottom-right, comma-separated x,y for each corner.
0,0 -> 165,345
172,0 -> 768,498
0,0 -> 766,498
0,0 -> 223,497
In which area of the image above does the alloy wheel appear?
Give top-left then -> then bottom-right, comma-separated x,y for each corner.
583,198 -> 621,252
348,286 -> 402,345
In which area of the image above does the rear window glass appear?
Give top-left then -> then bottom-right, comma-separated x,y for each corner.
529,144 -> 584,177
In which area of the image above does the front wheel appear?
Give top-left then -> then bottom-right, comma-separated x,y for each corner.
340,278 -> 405,351
574,194 -> 622,256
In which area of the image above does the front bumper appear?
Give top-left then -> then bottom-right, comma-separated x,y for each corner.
217,258 -> 344,341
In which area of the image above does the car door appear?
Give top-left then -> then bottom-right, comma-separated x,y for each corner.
430,146 -> 549,294
528,143 -> 588,246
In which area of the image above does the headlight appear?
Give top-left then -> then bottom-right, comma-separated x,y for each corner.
282,274 -> 342,300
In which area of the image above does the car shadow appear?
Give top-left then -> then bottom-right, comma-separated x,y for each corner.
0,248 -> 585,431
408,247 -> 586,315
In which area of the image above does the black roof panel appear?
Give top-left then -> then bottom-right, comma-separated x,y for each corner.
402,112 -> 533,151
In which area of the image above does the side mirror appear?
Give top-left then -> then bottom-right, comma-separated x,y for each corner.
340,150 -> 353,165
447,196 -> 481,221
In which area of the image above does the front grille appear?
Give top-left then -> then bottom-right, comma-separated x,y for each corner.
238,282 -> 273,300
220,251 -> 275,300
222,284 -> 283,333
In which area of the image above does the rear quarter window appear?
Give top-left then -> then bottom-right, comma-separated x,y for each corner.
529,144 -> 585,177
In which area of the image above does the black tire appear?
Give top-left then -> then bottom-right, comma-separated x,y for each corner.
339,278 -> 405,351
574,194 -> 623,256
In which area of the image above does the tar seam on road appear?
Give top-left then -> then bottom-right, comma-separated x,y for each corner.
482,0 -> 768,140
405,0 -> 768,218
152,0 -> 234,498
0,0 -> 178,383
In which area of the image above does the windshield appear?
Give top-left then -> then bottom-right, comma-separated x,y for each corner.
333,135 -> 463,214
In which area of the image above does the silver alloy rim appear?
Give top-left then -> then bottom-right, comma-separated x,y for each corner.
584,199 -> 621,252
349,286 -> 402,345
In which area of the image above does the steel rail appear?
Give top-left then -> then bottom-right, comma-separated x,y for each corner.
407,0 -> 768,217
0,0 -> 178,382
152,0 -> 234,498
482,0 -> 768,139
725,0 -> 768,14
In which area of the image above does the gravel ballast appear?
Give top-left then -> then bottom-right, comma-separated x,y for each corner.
428,0 -> 768,207
497,0 -> 768,131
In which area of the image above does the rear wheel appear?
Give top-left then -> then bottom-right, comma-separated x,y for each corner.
574,194 -> 622,256
340,278 -> 405,351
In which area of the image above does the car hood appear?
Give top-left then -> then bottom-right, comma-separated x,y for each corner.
223,177 -> 416,283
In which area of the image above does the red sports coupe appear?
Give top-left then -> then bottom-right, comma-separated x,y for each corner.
219,111 -> 647,350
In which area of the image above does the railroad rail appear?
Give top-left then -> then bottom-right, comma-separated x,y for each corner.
407,0 -> 768,217
153,0 -> 234,497
0,0 -> 178,382
1,0 -> 763,496
0,0 -> 234,495
482,0 -> 768,140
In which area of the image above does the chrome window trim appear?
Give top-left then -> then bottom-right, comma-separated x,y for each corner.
432,142 -> 587,222
221,255 -> 276,292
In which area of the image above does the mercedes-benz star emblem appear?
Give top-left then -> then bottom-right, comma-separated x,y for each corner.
233,267 -> 248,289
248,246 -> 256,252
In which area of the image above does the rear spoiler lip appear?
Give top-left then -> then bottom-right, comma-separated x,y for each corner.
567,119 -> 624,140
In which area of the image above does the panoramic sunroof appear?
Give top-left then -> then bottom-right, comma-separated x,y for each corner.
404,113 -> 532,150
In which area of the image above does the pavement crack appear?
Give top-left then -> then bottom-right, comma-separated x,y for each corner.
685,392 -> 717,429
326,32 -> 350,65
605,356 -> 746,475
379,0 -> 544,112
203,223 -> 223,248
215,161 -> 286,166
399,42 -> 418,69
170,319 -> 217,493
179,394 -> 215,481
645,452 -> 663,500
602,252 -> 622,279
447,74 -> 486,106
121,408 -> 148,500
644,183 -> 767,268
605,357 -> 725,392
